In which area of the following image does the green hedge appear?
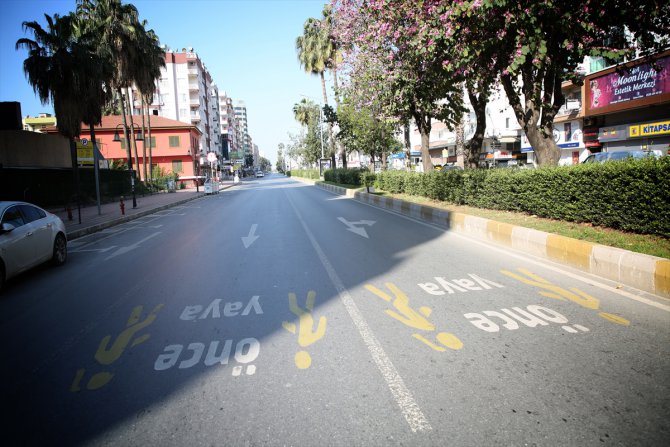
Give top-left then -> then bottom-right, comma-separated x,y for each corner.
374,158 -> 670,236
288,169 -> 320,180
323,167 -> 369,185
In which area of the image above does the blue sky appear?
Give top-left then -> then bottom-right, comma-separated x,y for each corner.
0,0 -> 333,164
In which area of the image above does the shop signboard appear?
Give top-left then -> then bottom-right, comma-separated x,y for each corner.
585,52 -> 670,115
521,120 -> 582,152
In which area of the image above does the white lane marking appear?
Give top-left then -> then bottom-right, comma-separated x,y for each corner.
242,224 -> 259,248
286,193 -> 432,433
104,232 -> 161,261
351,196 -> 670,312
337,217 -> 376,239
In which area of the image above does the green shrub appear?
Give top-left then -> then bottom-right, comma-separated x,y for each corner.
324,167 -> 369,185
372,158 -> 670,236
290,169 -> 320,179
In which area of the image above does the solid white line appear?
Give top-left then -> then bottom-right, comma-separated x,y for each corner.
351,195 -> 670,312
285,191 -> 432,433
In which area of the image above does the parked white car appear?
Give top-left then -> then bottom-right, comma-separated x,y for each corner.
0,201 -> 67,291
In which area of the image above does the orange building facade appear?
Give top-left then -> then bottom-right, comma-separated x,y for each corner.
46,115 -> 203,185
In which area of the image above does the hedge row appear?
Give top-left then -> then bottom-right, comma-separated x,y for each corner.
373,157 -> 670,236
285,169 -> 320,179
323,167 -> 369,185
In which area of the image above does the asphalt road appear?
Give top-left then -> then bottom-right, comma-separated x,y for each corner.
1,174 -> 668,446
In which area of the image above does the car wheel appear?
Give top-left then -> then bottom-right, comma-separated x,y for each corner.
51,233 -> 67,266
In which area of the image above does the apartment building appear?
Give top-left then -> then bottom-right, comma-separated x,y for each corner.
234,101 -> 251,157
22,113 -> 57,133
218,90 -> 239,163
126,48 -> 220,161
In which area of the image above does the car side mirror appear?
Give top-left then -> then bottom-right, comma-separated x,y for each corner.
0,223 -> 16,234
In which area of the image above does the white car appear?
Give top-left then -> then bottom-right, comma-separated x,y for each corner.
255,171 -> 264,178
0,201 -> 67,291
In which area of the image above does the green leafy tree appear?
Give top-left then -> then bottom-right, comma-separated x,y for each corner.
332,100 -> 401,168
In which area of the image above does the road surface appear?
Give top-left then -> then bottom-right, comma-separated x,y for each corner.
1,174 -> 668,446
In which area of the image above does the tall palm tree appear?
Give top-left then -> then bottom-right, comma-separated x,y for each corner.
296,15 -> 336,165
134,24 -> 165,182
77,0 -> 142,203
16,13 -> 93,222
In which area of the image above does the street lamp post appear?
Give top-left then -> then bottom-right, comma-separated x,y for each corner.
113,123 -> 143,208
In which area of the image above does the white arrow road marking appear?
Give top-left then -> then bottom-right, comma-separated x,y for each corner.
337,217 -> 376,239
104,232 -> 161,261
242,224 -> 259,248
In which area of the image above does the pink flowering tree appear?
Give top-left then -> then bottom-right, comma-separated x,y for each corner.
332,0 -> 466,172
450,0 -> 669,165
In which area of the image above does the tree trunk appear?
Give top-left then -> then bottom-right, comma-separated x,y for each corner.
466,85 -> 488,168
69,139 -> 81,224
141,97 -> 148,182
126,90 -> 140,181
118,88 -> 133,172
89,124 -> 102,215
147,102 -> 153,182
404,122 -> 412,171
455,117 -> 465,169
500,73 -> 561,166
414,113 -> 433,172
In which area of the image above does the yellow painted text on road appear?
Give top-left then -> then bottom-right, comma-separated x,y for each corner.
70,303 -> 164,392
501,268 -> 629,326
365,282 -> 463,351
282,291 -> 327,369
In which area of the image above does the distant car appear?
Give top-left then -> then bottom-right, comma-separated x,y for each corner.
255,171 -> 264,178
0,201 -> 67,291
582,150 -> 661,163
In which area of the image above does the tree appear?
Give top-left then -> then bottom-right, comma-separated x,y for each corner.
133,23 -> 165,181
16,12 -> 94,222
332,0 -> 466,172
296,12 -> 337,166
450,0 -> 670,166
331,100 -> 401,168
76,0 -> 142,186
276,143 -> 286,172
293,98 -> 325,165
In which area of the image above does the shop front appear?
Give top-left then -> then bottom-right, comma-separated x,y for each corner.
521,119 -> 587,165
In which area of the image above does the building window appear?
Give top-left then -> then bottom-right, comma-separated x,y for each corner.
172,160 -> 183,173
146,136 -> 156,148
505,118 -> 510,129
169,136 -> 180,147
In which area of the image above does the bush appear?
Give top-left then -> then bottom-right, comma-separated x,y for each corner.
374,158 -> 670,236
290,169 -> 320,179
361,171 -> 376,192
324,167 -> 369,185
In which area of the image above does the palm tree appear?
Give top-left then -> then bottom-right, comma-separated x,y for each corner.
293,98 -> 317,127
76,0 -> 142,203
16,13 -> 93,222
134,24 -> 165,182
296,15 -> 336,166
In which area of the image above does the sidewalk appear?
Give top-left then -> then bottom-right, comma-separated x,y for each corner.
54,180 -> 236,240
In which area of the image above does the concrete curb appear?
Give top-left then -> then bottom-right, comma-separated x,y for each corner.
305,179 -> 669,298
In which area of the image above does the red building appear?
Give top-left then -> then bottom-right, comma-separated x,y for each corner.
46,115 -> 203,185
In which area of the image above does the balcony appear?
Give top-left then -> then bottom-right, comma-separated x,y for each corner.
188,67 -> 198,77
191,112 -> 201,123
190,98 -> 201,107
188,82 -> 199,91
